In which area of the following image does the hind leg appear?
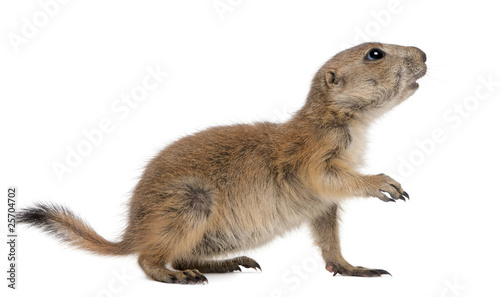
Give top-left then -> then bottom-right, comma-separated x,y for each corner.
173,256 -> 261,273
136,177 -> 216,284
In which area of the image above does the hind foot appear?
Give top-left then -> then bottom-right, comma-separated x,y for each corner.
147,266 -> 208,284
139,255 -> 208,284
164,269 -> 208,284
173,256 -> 261,273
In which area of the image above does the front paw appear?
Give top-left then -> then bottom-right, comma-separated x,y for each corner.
368,174 -> 409,202
326,262 -> 391,277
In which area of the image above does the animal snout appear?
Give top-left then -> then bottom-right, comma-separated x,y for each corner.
410,46 -> 426,63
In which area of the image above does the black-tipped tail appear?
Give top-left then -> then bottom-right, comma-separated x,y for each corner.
18,203 -> 129,256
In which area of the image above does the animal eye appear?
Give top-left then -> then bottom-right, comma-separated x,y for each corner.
366,48 -> 385,61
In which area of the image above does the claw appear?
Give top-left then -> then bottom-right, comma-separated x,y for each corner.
254,263 -> 262,271
191,270 -> 209,284
388,198 -> 396,202
372,269 -> 392,276
240,258 -> 261,271
403,191 -> 409,200
399,195 -> 406,201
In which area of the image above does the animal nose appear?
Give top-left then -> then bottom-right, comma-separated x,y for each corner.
409,46 -> 426,63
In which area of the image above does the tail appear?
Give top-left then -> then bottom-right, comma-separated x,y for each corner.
18,203 -> 130,256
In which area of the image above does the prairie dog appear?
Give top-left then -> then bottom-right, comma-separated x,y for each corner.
19,42 -> 427,284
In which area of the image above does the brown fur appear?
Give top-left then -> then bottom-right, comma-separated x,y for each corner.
19,42 -> 426,284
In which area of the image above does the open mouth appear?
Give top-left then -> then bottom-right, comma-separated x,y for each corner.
408,81 -> 419,89
407,66 -> 427,89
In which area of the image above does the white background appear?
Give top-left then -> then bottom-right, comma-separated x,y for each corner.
1,0 -> 499,296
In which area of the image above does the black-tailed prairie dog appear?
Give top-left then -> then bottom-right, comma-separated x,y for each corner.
19,42 -> 427,284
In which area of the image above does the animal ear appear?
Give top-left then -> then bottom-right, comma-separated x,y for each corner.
325,69 -> 340,88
